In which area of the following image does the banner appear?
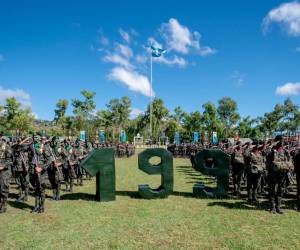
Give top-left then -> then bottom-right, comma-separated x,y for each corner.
212,132 -> 218,145
175,132 -> 180,145
80,131 -> 86,141
121,130 -> 126,143
100,130 -> 105,142
193,132 -> 199,143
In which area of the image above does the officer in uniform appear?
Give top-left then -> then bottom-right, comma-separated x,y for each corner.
0,133 -> 13,213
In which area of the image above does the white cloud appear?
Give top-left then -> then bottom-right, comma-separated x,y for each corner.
148,37 -> 163,49
199,46 -> 217,56
0,86 -> 32,108
103,54 -> 133,69
263,1 -> 300,36
231,71 -> 245,87
100,35 -> 109,46
276,82 -> 300,96
116,44 -> 133,58
136,54 -> 147,64
154,55 -> 187,67
119,28 -> 130,43
130,108 -> 144,119
159,18 -> 216,56
0,54 -> 4,62
108,67 -> 154,97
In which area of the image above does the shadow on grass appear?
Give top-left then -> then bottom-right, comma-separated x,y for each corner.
61,192 -> 96,201
207,200 -> 270,210
8,200 -> 34,210
116,190 -> 141,199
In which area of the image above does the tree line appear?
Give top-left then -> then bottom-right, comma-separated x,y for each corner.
0,89 -> 299,142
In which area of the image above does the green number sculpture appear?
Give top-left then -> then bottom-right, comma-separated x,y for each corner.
193,149 -> 230,198
138,148 -> 173,199
80,148 -> 116,202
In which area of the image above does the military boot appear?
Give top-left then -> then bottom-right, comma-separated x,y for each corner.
52,190 -> 56,200
38,195 -> 45,213
252,191 -> 259,203
0,198 -> 3,214
31,196 -> 40,213
275,197 -> 284,214
24,188 -> 29,202
247,190 -> 253,203
0,198 -> 7,213
56,186 -> 60,201
269,198 -> 277,214
17,191 -> 25,202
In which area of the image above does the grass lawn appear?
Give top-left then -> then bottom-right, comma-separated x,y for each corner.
1,149 -> 300,250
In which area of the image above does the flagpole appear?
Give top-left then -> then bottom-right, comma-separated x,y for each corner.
150,50 -> 153,140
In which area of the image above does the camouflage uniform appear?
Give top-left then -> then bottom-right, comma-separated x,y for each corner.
293,148 -> 300,212
245,146 -> 264,203
12,145 -> 29,202
65,145 -> 77,192
266,145 -> 293,214
46,142 -> 62,201
0,136 -> 13,213
231,147 -> 245,196
29,141 -> 52,213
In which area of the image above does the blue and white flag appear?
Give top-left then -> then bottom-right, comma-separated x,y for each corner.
99,130 -> 105,142
212,132 -> 218,145
193,132 -> 199,143
151,45 -> 166,57
80,131 -> 86,141
121,130 -> 126,143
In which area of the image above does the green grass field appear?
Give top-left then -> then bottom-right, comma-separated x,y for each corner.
1,149 -> 300,250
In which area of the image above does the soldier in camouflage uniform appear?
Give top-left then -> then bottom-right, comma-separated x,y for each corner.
231,142 -> 245,196
0,132 -> 13,213
29,137 -> 52,213
244,142 -> 265,203
292,146 -> 300,212
65,142 -> 77,192
46,140 -> 62,201
12,141 -> 30,202
266,136 -> 293,214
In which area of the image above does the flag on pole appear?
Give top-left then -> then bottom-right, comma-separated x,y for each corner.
80,131 -> 86,141
212,132 -> 218,145
151,46 -> 166,57
193,132 -> 199,143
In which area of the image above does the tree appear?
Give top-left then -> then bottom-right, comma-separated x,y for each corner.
1,97 -> 34,135
217,97 -> 240,137
281,98 -> 300,134
202,102 -> 221,139
172,106 -> 186,125
54,99 -> 69,123
182,111 -> 202,141
259,104 -> 284,137
105,96 -> 132,142
72,89 -> 96,133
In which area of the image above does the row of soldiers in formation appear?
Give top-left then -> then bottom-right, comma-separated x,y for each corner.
178,137 -> 299,214
0,132 -> 135,214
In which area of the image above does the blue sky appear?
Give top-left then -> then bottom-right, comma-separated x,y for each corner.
0,0 -> 300,120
